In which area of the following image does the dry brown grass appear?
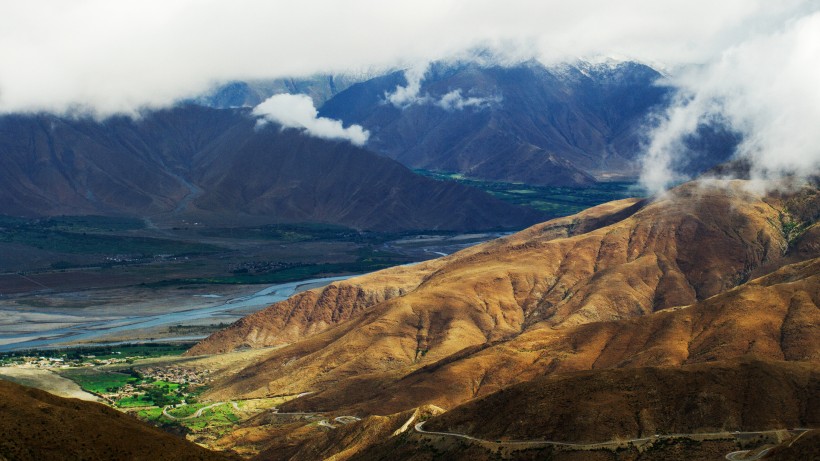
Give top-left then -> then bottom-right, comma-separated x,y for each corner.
0,379 -> 235,461
186,180 -> 818,459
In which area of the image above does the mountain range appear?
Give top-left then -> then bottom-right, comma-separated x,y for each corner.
1,56 -> 815,461
2,179 -> 816,460
184,179 -> 818,459
0,105 -> 540,231
199,60 -> 738,187
318,60 -> 736,185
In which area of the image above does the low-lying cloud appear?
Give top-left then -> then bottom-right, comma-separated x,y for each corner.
385,65 -> 501,111
386,65 -> 431,108
253,94 -> 369,146
2,1 -> 815,117
436,89 -> 502,111
0,1 -> 818,191
640,10 -> 820,193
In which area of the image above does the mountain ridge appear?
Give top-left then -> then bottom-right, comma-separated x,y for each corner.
189,181 -> 817,421
0,105 -> 542,232
319,60 -> 690,185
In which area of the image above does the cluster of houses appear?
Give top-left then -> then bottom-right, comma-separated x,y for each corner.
139,365 -> 212,385
2,354 -> 129,368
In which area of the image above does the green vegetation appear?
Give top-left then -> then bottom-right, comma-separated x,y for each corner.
0,342 -> 196,366
0,215 -> 144,232
135,401 -> 244,436
60,369 -> 138,394
147,247 -> 412,286
196,222 -> 376,242
0,229 -> 221,257
780,212 -> 809,246
415,169 -> 645,217
137,407 -> 164,420
0,215 -> 221,260
116,395 -> 151,408
183,404 -> 240,432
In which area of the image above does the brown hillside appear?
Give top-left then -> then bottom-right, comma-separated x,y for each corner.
196,181 -> 816,407
246,405 -> 443,461
187,196 -> 646,355
0,379 -> 234,461
227,255 -> 817,417
423,359 -> 819,442
764,429 -> 820,461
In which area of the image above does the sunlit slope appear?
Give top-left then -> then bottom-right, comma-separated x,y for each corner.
194,181 -> 817,416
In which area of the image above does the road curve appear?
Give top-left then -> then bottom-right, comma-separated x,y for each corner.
725,448 -> 773,461
414,421 -> 809,453
162,401 -> 233,420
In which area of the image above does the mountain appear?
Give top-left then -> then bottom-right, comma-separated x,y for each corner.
195,72 -> 378,109
190,180 -> 815,358
184,179 -> 818,459
421,358 -> 819,442
318,60 -> 707,185
350,359 -> 818,461
0,105 -> 541,231
0,379 -> 234,461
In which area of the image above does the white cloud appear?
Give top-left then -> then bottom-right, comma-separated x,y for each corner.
639,10 -> 820,193
435,89 -> 502,111
2,0 -> 813,117
385,65 -> 501,111
386,65 -> 431,108
0,1 -> 818,189
253,94 -> 369,146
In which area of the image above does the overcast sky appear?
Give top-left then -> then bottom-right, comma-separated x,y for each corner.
1,0 -> 818,188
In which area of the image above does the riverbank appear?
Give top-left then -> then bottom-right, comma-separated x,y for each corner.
0,274 -> 355,352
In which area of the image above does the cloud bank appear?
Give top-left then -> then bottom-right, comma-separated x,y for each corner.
2,0 -> 813,117
640,10 -> 820,193
385,65 -> 502,111
253,94 -> 369,146
0,1 -> 818,188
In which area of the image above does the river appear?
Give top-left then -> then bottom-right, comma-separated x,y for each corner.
0,274 -> 356,352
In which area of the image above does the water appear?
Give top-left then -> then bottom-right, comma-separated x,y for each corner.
0,274 -> 356,352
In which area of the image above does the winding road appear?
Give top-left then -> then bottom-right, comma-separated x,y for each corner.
162,401 -> 236,420
413,421 -> 810,454
725,448 -> 773,461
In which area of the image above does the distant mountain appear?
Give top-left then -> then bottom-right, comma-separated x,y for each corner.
319,60 -> 736,185
195,72 -> 380,109
0,106 -> 542,231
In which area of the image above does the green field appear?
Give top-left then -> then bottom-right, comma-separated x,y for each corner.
1,343 -> 196,366
0,227 -> 222,257
116,395 -> 152,408
60,369 -> 138,394
196,222 -> 380,243
0,215 -> 145,232
146,247 -> 412,286
415,169 -> 645,217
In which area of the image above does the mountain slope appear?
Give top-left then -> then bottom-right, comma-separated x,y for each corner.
191,181 -> 818,416
319,60 -> 690,185
0,379 -> 234,461
182,179 -> 818,461
351,359 -> 818,461
0,106 -> 542,231
423,352 -> 819,442
195,73 -> 375,109
190,180 -> 798,357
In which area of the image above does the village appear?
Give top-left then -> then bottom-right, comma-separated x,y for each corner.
0,343 -> 213,408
